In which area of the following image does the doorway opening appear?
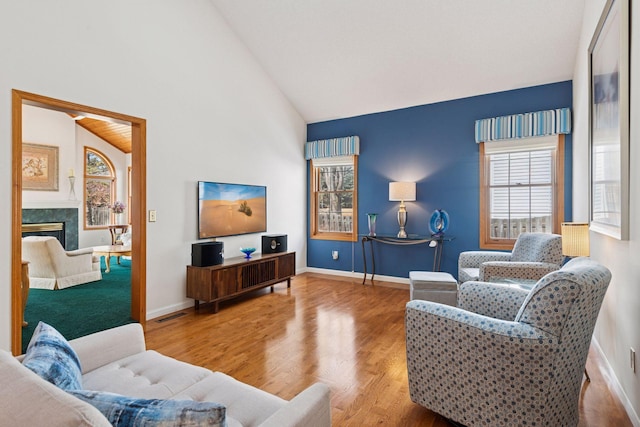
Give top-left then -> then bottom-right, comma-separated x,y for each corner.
11,90 -> 147,354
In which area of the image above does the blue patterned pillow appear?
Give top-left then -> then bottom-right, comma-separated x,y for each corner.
68,390 -> 226,427
22,321 -> 82,390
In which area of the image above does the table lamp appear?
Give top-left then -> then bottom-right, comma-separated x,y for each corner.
561,222 -> 590,257
389,182 -> 416,238
560,222 -> 591,382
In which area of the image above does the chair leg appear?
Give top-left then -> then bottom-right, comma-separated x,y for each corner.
584,368 -> 591,382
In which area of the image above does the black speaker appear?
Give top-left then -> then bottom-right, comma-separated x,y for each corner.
262,234 -> 287,254
192,242 -> 224,267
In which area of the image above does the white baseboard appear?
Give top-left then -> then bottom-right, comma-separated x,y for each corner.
302,267 -> 410,287
147,301 -> 194,321
592,339 -> 640,427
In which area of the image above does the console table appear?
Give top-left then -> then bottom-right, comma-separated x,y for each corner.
360,234 -> 452,284
186,251 -> 295,313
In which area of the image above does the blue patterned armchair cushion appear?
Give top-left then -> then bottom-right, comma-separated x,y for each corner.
480,260 -> 560,284
510,232 -> 563,264
406,257 -> 611,427
22,321 -> 83,391
458,232 -> 563,284
458,251 -> 511,283
68,390 -> 226,427
457,280 -> 530,321
516,257 -> 611,336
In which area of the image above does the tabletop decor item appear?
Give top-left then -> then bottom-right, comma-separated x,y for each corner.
389,182 -> 416,238
367,213 -> 378,236
429,209 -> 449,236
111,201 -> 126,225
240,247 -> 256,259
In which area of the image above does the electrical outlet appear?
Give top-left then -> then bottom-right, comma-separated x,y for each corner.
631,348 -> 636,373
332,250 -> 339,260
149,210 -> 157,222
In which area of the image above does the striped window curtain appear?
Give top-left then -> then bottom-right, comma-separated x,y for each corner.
305,136 -> 360,159
475,108 -> 571,143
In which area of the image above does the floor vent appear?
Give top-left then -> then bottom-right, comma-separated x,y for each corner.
155,312 -> 187,323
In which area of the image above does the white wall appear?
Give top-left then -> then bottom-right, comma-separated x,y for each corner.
0,1 -> 307,349
21,106 -> 77,204
573,0 -> 640,422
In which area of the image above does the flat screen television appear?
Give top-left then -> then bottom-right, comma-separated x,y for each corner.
198,181 -> 267,239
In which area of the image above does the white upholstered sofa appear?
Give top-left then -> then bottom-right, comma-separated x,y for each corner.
22,236 -> 101,289
0,323 -> 331,426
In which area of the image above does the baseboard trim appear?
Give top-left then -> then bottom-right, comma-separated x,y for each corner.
592,338 -> 640,427
147,301 -> 194,321
303,267 -> 410,287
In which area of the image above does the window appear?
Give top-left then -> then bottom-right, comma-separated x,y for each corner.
311,155 -> 358,241
480,135 -> 564,250
84,147 -> 116,229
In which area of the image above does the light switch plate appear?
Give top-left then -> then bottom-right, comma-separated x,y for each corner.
149,210 -> 157,222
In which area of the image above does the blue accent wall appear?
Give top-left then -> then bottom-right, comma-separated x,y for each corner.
307,81 -> 573,280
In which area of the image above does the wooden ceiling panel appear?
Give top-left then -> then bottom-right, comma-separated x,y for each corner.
76,117 -> 132,153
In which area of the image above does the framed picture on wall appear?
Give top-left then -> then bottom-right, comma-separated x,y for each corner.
588,0 -> 630,240
22,143 -> 59,191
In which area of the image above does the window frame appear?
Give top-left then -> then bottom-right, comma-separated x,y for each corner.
83,146 -> 117,230
479,135 -> 564,250
310,155 -> 358,242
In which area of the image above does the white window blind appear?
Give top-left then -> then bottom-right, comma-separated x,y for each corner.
485,136 -> 556,239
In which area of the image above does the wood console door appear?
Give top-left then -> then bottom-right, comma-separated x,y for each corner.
186,252 -> 295,313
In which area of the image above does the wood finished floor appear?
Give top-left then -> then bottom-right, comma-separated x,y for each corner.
144,272 -> 632,427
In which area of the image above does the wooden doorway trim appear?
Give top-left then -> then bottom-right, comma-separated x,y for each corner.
11,90 -> 147,354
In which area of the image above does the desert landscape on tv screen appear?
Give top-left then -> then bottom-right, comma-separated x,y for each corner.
199,183 -> 266,238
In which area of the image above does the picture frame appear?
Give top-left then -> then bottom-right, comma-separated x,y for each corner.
588,0 -> 630,240
22,143 -> 59,191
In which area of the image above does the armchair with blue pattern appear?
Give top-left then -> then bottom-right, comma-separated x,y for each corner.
458,232 -> 563,285
405,257 -> 611,427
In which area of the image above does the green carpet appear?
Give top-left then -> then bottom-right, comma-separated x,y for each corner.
22,257 -> 134,353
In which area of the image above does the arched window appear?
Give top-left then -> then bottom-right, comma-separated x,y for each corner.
84,147 -> 116,229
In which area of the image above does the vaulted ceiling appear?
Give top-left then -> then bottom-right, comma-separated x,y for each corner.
74,117 -> 131,154
210,0 -> 585,123
71,2 -> 586,146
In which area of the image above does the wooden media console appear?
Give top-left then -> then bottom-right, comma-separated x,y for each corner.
186,251 -> 295,313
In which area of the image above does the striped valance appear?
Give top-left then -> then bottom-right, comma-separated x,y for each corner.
475,108 -> 571,143
305,136 -> 360,160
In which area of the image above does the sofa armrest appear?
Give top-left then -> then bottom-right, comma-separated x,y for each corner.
49,250 -> 94,278
259,383 -> 331,427
458,281 -> 530,320
69,323 -> 146,374
458,251 -> 511,268
405,300 -> 557,344
0,350 -> 111,427
66,247 -> 95,257
480,261 -> 559,283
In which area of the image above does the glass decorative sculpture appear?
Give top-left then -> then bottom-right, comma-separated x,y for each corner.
429,209 -> 450,236
240,247 -> 256,259
367,213 -> 378,236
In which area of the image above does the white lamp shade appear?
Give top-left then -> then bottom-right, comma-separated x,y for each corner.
389,182 -> 416,201
561,222 -> 590,257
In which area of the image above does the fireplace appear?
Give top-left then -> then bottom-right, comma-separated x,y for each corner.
22,208 -> 79,250
22,222 -> 66,248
